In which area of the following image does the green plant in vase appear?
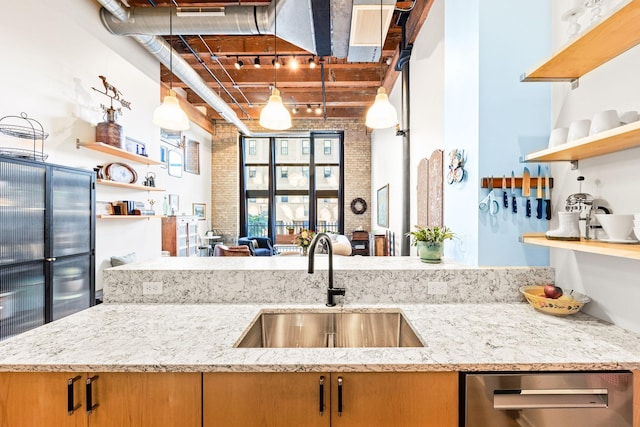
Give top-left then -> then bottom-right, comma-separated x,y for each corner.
406,225 -> 454,263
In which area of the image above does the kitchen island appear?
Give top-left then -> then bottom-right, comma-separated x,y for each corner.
0,302 -> 639,372
1,257 -> 639,427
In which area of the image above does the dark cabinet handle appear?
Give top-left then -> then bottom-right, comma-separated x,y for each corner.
319,376 -> 325,415
86,375 -> 99,414
337,377 -> 343,416
67,375 -> 82,415
512,195 -> 517,213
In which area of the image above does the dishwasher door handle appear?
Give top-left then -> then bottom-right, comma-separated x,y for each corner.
493,388 -> 609,409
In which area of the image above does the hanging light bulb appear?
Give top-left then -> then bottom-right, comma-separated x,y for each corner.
309,57 -> 317,69
234,57 -> 244,69
289,56 -> 299,69
253,57 -> 261,68
260,87 -> 292,130
153,4 -> 190,131
365,0 -> 397,129
259,0 -> 291,130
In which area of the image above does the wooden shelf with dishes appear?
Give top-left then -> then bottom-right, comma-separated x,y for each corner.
96,179 -> 165,192
520,0 -> 640,83
76,140 -> 163,165
521,120 -> 640,163
97,215 -> 163,220
522,233 -> 640,261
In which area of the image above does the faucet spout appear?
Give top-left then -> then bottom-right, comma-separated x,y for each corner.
308,232 -> 345,307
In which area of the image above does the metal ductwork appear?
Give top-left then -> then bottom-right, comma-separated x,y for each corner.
100,0 -> 317,55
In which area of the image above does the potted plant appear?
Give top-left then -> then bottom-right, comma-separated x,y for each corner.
406,225 -> 454,263
292,229 -> 316,256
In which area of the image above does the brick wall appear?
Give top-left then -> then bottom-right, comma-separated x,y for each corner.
210,118 -> 372,242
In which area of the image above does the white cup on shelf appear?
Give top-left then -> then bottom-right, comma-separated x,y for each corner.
548,127 -> 569,148
567,119 -> 591,141
589,110 -> 619,135
619,110 -> 639,125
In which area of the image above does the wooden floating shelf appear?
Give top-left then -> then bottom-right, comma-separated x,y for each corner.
522,233 -> 640,261
96,179 -> 165,191
76,140 -> 163,165
521,120 -> 640,163
521,0 -> 640,81
97,215 -> 163,220
481,177 -> 553,189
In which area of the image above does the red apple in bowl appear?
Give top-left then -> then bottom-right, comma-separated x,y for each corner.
543,285 -> 563,299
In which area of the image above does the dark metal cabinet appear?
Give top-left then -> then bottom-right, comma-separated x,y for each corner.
0,156 -> 95,340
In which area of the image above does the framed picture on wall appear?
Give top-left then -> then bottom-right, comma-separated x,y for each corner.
377,184 -> 389,228
184,139 -> 200,175
193,203 -> 206,220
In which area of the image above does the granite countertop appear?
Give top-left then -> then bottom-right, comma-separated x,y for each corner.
0,302 -> 639,373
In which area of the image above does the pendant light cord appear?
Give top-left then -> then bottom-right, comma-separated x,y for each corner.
274,0 -> 278,89
379,0 -> 383,86
169,4 -> 174,91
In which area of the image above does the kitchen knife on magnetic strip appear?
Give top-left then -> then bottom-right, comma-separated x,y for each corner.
511,171 -> 517,213
522,167 -> 531,217
545,167 -> 551,220
536,165 -> 543,219
502,175 -> 508,208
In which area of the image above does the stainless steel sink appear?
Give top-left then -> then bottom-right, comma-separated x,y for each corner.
235,311 -> 423,348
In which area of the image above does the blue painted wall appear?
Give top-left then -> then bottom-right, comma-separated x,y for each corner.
477,0 -> 552,266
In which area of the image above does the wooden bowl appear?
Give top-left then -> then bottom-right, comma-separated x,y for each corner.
519,285 -> 590,316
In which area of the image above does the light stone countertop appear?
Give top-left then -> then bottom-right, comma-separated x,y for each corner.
0,302 -> 639,373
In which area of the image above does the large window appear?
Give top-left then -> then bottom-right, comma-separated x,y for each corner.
240,133 -> 344,241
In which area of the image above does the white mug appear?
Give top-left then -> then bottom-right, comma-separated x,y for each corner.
548,127 -> 569,148
589,110 -> 619,135
567,119 -> 591,141
619,110 -> 639,125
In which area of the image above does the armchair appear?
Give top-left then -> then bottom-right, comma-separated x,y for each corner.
237,236 -> 277,256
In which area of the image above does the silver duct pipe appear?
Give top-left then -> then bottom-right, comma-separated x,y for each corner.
96,0 -> 251,135
100,0 -> 316,55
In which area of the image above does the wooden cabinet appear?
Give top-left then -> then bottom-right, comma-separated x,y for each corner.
0,372 -> 201,427
634,370 -> 640,427
162,216 -> 199,257
203,372 -> 458,427
204,372 -> 330,427
350,231 -> 370,256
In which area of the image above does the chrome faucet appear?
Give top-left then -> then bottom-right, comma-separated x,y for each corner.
308,233 -> 346,307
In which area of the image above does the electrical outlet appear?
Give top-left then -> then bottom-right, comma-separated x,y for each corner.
142,281 -> 163,295
457,234 -> 466,253
428,281 -> 447,295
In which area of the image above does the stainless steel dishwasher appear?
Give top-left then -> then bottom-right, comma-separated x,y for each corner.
463,371 -> 633,427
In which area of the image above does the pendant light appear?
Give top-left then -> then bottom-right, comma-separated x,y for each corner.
365,0 -> 398,129
153,4 -> 190,131
259,0 -> 292,130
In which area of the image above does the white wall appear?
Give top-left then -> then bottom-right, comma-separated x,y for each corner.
549,0 -> 640,333
370,0 -> 445,255
1,0 -> 212,290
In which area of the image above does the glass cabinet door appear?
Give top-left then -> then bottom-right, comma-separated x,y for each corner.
51,255 -> 91,321
0,262 -> 45,340
50,167 -> 93,258
0,159 -> 45,267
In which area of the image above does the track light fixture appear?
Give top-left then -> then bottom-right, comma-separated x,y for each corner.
309,57 -> 317,69
272,59 -> 281,69
234,58 -> 244,69
306,104 -> 312,113
292,106 -> 299,114
315,106 -> 322,115
253,57 -> 261,68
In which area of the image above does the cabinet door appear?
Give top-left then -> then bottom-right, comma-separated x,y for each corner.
0,372 -> 87,427
331,372 -> 458,427
634,370 -> 639,427
88,372 -> 201,427
203,372 -> 330,427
